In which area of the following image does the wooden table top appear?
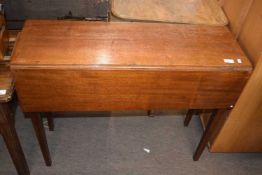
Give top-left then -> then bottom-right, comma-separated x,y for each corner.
11,20 -> 251,71
111,0 -> 228,26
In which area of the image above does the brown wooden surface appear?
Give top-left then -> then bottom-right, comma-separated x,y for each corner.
0,64 -> 15,103
222,0 -> 261,64
0,26 -> 9,60
11,20 -> 250,69
223,0 -> 254,38
111,0 -> 228,26
11,20 -> 252,112
13,69 -> 250,112
237,0 -> 262,65
217,0 -> 225,6
212,56 -> 262,152
209,0 -> 262,152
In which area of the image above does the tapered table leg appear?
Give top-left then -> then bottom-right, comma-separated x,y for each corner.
193,109 -> 218,161
184,109 -> 195,126
0,103 -> 30,175
29,113 -> 52,166
147,110 -> 154,117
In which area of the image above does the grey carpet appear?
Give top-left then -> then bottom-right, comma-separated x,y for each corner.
0,108 -> 261,175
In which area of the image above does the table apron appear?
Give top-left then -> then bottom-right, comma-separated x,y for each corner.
12,68 -> 250,112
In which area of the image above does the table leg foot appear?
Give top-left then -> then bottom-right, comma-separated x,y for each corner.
29,113 -> 52,166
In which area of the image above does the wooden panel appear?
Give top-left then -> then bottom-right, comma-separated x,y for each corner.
212,57 -> 262,152
13,69 -> 250,112
222,0 -> 261,64
237,0 -> 262,64
217,0 -> 225,6
0,26 -> 9,60
210,0 -> 262,152
222,0 -> 253,37
111,0 -> 228,26
11,20 -> 251,70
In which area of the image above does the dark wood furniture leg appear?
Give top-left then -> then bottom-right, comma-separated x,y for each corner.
184,109 -> 203,126
147,110 -> 154,117
0,103 -> 30,175
184,109 -> 197,126
46,113 -> 54,131
193,109 -> 218,161
28,113 -> 52,166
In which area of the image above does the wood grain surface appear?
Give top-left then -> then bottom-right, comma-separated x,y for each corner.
212,56 -> 262,152
237,0 -> 262,65
11,20 -> 252,112
222,0 -> 253,38
222,0 -> 261,65
209,0 -> 262,152
13,69 -> 250,112
11,20 -> 250,70
111,0 -> 228,26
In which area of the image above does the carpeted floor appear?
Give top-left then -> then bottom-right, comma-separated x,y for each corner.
0,108 -> 261,175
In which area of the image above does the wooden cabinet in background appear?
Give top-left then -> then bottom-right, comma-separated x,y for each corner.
221,0 -> 261,64
209,0 -> 262,152
211,56 -> 262,152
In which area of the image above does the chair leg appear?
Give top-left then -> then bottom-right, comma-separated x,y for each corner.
0,103 -> 30,175
193,109 -> 218,161
46,113 -> 54,131
184,109 -> 195,126
29,113 -> 52,166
